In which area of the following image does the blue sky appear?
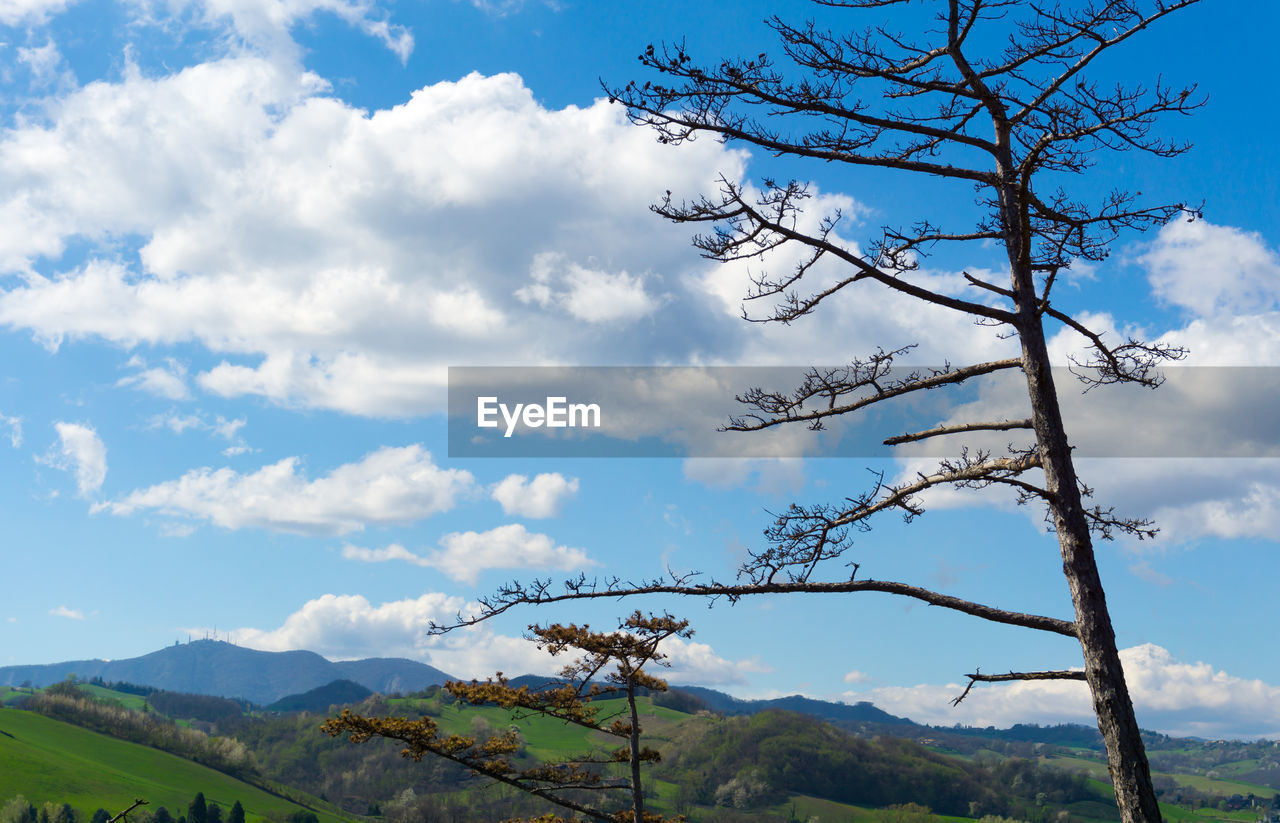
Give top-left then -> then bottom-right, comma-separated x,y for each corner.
1,0 -> 1280,740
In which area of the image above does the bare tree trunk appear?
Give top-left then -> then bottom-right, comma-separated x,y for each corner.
1020,320 -> 1161,822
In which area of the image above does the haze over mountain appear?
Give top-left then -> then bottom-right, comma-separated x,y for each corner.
0,639 -> 452,705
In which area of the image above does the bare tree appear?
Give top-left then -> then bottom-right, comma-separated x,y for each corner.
435,2 -> 1205,821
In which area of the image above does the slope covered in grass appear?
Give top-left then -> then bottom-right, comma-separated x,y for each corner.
0,708 -> 353,823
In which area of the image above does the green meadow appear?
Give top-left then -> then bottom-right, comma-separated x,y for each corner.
0,708 -> 354,823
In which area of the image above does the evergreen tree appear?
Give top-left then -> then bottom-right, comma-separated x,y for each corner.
187,794 -> 206,823
89,812 -> 108,823
227,804 -> 243,823
205,806 -> 221,823
152,808 -> 174,823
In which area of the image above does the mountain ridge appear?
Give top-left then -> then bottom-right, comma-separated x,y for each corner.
0,640 -> 452,705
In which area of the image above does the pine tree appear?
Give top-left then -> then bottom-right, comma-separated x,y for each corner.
187,795 -> 206,823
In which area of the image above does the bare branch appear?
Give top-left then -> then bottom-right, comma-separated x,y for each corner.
109,801 -> 149,823
727,355 -> 1023,432
952,668 -> 1088,706
884,418 -> 1034,446
432,573 -> 1077,639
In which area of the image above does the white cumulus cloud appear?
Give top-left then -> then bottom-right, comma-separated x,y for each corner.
218,591 -> 556,676
1141,220 -> 1280,317
342,523 -> 593,584
49,422 -> 107,497
0,64 -> 745,417
217,591 -> 765,683
659,635 -> 773,686
97,444 -> 473,535
491,472 -> 579,518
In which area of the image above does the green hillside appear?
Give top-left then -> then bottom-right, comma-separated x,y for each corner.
0,708 -> 354,823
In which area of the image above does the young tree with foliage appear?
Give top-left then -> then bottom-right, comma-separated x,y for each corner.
437,2 -> 1206,821
325,612 -> 692,823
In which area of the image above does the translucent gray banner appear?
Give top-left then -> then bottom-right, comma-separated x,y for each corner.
446,366 -> 1280,459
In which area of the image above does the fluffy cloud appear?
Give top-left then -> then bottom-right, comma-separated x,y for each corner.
8,24 -> 1120,475
517,252 -> 665,324
218,591 -> 562,676
0,62 -> 748,417
342,523 -> 593,584
845,644 -> 1280,739
49,422 -> 107,497
1141,220 -> 1280,317
218,591 -> 765,682
1078,458 -> 1280,545
0,56 -> 1010,421
659,636 -> 773,686
97,444 -> 473,534
491,472 -> 579,518
0,0 -> 76,25
118,356 -> 191,400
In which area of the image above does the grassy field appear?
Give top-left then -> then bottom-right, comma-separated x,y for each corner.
764,794 -> 982,823
1,687 -> 35,706
1045,755 -> 1278,798
76,685 -> 151,711
0,708 -> 354,823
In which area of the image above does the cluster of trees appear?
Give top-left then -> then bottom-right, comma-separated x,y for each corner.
1,796 -> 78,823
0,793 -> 249,823
652,710 -> 1095,820
21,687 -> 257,777
72,678 -> 250,726
1148,740 -> 1280,791
222,701 -> 478,812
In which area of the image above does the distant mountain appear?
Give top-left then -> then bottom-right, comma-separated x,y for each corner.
672,685 -> 914,726
266,678 -> 373,713
493,678 -> 913,728
0,640 -> 452,705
